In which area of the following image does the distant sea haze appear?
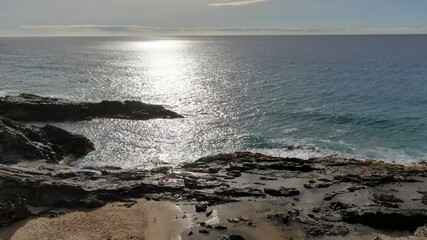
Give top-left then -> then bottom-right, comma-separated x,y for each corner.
1,35 -> 426,168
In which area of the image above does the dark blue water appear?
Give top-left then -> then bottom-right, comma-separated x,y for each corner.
1,35 -> 426,167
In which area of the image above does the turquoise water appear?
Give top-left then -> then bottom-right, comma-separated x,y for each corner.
1,35 -> 426,167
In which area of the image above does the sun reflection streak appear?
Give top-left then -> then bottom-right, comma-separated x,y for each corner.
125,40 -> 197,107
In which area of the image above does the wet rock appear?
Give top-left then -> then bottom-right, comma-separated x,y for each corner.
208,168 -> 220,174
180,152 -> 317,174
215,187 -> 265,197
266,212 -> 290,224
0,93 -> 182,121
199,229 -> 209,234
297,217 -> 350,236
339,207 -> 427,231
264,187 -> 300,197
226,170 -> 242,178
267,162 -> 315,172
195,203 -> 208,212
315,182 -> 335,188
206,209 -> 213,217
347,186 -> 366,192
47,209 -> 67,218
215,225 -> 227,230
335,174 -> 418,186
422,194 -> 427,205
227,218 -> 240,223
0,199 -> 30,227
0,116 -> 95,164
303,184 -> 315,189
304,181 -> 336,189
373,193 -> 404,203
329,202 -> 353,211
328,225 -> 351,235
259,176 -> 277,181
183,178 -> 198,188
222,234 -> 246,240
324,192 -> 340,201
184,192 -> 234,205
372,193 -> 404,208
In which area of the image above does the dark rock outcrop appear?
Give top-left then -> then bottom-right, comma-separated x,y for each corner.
0,116 -> 95,164
338,207 -> 427,231
264,187 -> 300,197
0,93 -> 182,121
0,199 -> 29,227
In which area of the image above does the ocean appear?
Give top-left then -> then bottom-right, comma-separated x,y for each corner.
1,35 -> 426,168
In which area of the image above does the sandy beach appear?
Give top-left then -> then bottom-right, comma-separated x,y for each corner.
0,200 -> 189,240
1,199 -> 425,240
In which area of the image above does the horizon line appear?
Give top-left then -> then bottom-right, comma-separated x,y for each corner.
1,33 -> 427,38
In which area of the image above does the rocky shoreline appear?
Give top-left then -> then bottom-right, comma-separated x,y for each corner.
1,151 -> 426,239
0,116 -> 95,164
1,94 -> 426,239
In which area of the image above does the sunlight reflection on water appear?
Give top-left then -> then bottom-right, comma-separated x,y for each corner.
56,39 -> 242,168
3,36 -> 427,167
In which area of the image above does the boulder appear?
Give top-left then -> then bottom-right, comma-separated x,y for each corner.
0,116 -> 95,164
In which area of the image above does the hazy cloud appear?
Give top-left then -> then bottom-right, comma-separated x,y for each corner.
208,0 -> 266,7
18,25 -> 427,37
21,25 -> 151,32
21,25 -> 322,34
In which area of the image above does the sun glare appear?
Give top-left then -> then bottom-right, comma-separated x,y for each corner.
128,40 -> 196,105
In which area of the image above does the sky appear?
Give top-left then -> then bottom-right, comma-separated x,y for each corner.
1,0 -> 427,36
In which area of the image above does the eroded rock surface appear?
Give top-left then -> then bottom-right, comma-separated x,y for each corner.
0,116 -> 95,164
0,152 -> 426,239
0,198 -> 29,227
0,93 -> 182,121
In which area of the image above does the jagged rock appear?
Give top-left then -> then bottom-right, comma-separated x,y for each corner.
372,193 -> 404,207
324,192 -> 340,201
0,199 -> 29,227
227,218 -> 240,223
264,187 -> 300,197
334,174 -> 418,186
199,229 -> 209,234
373,193 -> 404,203
0,93 -> 182,121
215,225 -> 227,230
0,116 -> 95,164
266,212 -> 290,224
220,234 -> 246,240
195,203 -> 208,213
422,194 -> 427,205
181,152 -> 317,174
338,207 -> 427,231
295,216 -> 350,236
415,225 -> 427,237
214,187 -> 265,197
305,224 -> 350,236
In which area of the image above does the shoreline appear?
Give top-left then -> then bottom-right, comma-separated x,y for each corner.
1,152 -> 426,239
1,94 -> 426,239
